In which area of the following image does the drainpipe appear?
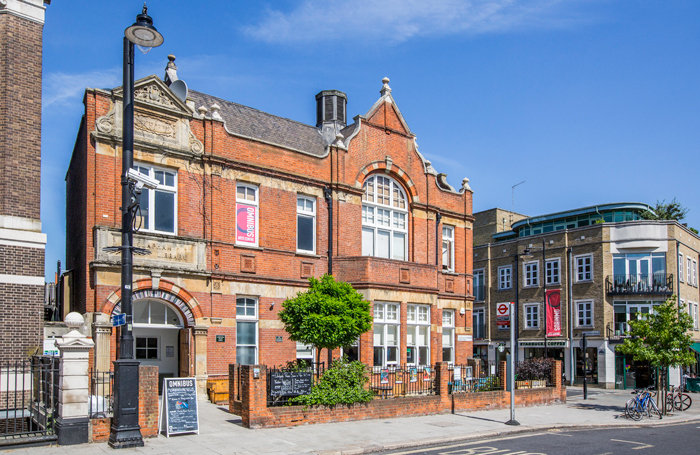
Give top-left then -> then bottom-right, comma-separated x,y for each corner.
568,246 -> 574,385
436,212 -> 442,266
324,187 -> 333,276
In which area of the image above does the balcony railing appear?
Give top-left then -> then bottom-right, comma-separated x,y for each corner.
606,322 -> 631,344
605,273 -> 673,295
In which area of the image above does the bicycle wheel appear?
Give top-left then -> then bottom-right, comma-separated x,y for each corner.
626,399 -> 642,421
680,393 -> 692,411
648,398 -> 662,419
666,394 -> 676,411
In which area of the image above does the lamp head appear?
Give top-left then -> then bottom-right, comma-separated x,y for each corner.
124,3 -> 164,50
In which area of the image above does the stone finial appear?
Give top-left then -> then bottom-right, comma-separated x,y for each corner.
380,77 -> 392,96
164,54 -> 179,86
64,312 -> 86,339
335,132 -> 345,148
210,103 -> 222,121
197,106 -> 208,117
462,177 -> 473,192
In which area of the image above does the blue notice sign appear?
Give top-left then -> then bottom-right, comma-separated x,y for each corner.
111,313 -> 126,327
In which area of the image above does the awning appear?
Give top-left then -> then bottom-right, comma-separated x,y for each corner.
690,343 -> 700,355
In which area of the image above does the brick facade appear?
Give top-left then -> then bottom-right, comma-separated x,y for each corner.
66,68 -> 474,397
0,0 -> 49,363
230,362 -> 565,429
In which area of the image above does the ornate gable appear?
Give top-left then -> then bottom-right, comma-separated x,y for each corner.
95,75 -> 203,155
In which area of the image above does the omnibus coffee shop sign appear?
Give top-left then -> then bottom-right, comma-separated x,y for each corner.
160,378 -> 199,437
269,371 -> 313,397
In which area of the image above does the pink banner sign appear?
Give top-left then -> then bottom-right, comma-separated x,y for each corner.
546,289 -> 561,337
236,203 -> 257,244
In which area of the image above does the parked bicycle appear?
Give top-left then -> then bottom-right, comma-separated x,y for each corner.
625,386 -> 662,421
666,385 -> 692,412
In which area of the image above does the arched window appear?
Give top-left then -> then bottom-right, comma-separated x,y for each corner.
133,299 -> 183,327
362,175 -> 408,261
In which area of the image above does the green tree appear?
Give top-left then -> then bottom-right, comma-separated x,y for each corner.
641,198 -> 689,221
617,297 -> 696,414
278,274 -> 373,365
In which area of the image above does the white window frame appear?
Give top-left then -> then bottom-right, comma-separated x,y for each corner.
545,258 -> 560,285
442,226 -> 455,272
296,342 -> 315,361
524,261 -> 539,287
473,269 -> 485,302
407,304 -> 431,366
296,196 -> 316,254
679,253 -> 684,282
575,254 -> 593,282
373,302 -> 400,367
362,175 -> 408,261
442,309 -> 455,365
498,265 -> 512,290
133,163 -> 178,235
236,183 -> 259,247
524,303 -> 540,329
693,260 -> 698,287
695,303 -> 699,331
576,300 -> 594,327
236,296 -> 258,365
688,257 -> 692,284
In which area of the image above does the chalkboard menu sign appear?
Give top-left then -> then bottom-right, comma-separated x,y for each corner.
160,377 -> 199,437
269,371 -> 313,397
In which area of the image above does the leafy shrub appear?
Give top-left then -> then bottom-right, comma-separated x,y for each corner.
288,358 -> 373,407
515,358 -> 554,381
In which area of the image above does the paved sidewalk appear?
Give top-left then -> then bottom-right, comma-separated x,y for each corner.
7,387 -> 700,455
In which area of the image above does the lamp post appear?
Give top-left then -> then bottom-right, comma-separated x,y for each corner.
109,5 -> 163,449
507,247 -> 531,426
543,239 -> 547,359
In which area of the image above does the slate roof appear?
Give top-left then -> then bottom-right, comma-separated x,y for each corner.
188,90 -> 328,157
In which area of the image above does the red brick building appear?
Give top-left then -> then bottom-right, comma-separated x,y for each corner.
66,59 -> 474,396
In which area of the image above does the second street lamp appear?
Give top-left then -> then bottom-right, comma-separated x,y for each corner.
109,5 -> 164,449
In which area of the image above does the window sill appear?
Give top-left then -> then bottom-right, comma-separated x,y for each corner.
441,270 -> 458,276
296,251 -> 322,259
235,244 -> 264,251
575,280 -> 593,284
497,288 -> 513,291
523,327 -> 540,331
523,285 -> 539,289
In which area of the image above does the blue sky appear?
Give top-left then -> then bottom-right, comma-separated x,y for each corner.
41,1 -> 700,280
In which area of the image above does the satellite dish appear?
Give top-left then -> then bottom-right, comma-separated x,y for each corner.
170,79 -> 188,102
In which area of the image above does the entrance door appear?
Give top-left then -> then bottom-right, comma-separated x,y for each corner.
179,328 -> 190,378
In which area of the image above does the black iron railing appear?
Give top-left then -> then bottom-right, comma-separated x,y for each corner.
447,364 -> 500,394
606,322 -> 630,343
606,273 -> 673,295
88,369 -> 114,418
267,362 -> 325,407
368,365 -> 436,399
0,356 -> 59,443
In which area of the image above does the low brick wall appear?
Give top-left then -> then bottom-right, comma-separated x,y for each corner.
89,365 -> 159,442
230,361 -> 566,429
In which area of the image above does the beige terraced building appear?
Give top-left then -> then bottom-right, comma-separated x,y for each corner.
473,203 -> 700,389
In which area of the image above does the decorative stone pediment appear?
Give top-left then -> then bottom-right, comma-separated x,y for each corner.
95,76 -> 203,155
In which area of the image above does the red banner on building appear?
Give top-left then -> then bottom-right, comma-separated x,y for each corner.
546,289 -> 561,337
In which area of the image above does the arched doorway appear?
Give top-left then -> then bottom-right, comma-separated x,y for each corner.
132,298 -> 185,390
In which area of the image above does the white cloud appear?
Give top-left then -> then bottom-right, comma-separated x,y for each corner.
43,69 -> 120,110
243,0 -> 588,45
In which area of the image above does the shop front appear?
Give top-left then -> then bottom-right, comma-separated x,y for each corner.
614,353 -> 655,389
518,340 -> 568,378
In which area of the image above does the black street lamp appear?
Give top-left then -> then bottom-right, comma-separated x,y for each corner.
109,5 -> 163,449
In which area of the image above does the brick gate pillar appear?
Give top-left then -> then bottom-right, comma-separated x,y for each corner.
56,312 -> 95,445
